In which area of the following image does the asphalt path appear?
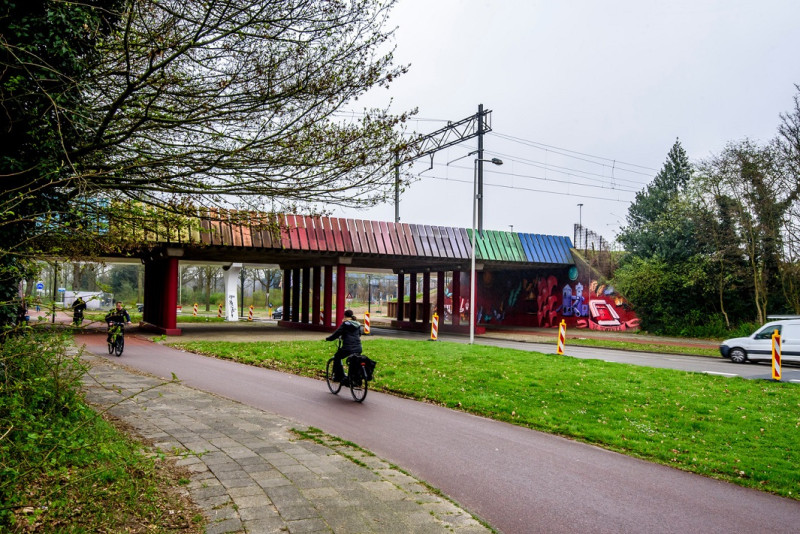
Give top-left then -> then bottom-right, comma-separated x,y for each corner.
75,332 -> 800,534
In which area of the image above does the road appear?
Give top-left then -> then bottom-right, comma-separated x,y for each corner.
75,331 -> 800,534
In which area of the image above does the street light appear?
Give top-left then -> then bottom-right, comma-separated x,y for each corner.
470,157 -> 503,344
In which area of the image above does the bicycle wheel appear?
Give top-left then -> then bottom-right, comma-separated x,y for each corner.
107,336 -> 114,354
349,366 -> 368,403
115,336 -> 124,357
326,358 -> 341,394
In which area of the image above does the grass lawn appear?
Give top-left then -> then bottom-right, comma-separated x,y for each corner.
168,337 -> 800,500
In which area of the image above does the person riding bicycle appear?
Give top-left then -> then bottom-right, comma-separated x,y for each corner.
105,301 -> 131,342
325,309 -> 363,384
71,296 -> 86,326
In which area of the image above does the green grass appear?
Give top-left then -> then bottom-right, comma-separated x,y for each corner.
169,337 -> 800,500
1,330 -> 204,532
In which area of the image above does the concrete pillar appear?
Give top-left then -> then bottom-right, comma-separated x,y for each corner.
223,263 -> 242,321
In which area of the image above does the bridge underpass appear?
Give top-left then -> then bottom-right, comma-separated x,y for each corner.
124,211 -> 575,336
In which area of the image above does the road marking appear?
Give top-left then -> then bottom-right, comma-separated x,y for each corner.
705,371 -> 738,377
790,379 -> 800,383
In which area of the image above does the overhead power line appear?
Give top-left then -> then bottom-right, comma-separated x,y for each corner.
490,131 -> 660,175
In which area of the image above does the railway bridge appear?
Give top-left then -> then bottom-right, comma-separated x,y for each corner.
113,209 -> 575,335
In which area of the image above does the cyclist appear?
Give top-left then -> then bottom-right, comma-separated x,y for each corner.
105,301 -> 132,343
325,309 -> 363,384
71,296 -> 86,326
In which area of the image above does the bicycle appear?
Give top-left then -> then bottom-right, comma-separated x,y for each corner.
325,353 -> 373,402
107,322 -> 125,357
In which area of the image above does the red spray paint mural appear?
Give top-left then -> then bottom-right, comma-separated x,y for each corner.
468,268 -> 639,331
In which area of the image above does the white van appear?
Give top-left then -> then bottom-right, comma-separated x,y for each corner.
719,319 -> 800,363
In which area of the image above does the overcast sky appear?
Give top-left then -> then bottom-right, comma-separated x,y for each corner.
330,0 -> 800,244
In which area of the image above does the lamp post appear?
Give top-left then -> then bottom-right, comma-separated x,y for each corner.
470,156 -> 503,344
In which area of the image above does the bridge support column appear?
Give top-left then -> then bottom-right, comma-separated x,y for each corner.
323,266 -> 333,327
436,271 -> 445,325
452,270 -> 461,326
223,263 -> 242,321
336,265 -> 346,325
396,272 -> 404,322
142,257 -> 180,336
291,268 -> 301,322
409,272 -> 417,323
282,268 -> 291,322
312,266 -> 321,326
422,272 -> 431,326
301,267 -> 310,324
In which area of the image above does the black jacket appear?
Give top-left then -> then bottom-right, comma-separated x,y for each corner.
326,319 -> 363,354
105,307 -> 131,323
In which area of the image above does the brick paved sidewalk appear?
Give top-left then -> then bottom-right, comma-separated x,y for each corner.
81,352 -> 492,534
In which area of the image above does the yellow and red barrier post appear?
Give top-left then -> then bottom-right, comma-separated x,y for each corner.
363,312 -> 371,335
248,305 -> 254,321
557,319 -> 566,355
193,303 -> 198,316
772,329 -> 782,380
430,312 -> 439,341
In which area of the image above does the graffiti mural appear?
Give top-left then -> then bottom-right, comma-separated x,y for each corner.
472,268 -> 639,331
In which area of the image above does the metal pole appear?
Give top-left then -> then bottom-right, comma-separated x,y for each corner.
477,104 -> 485,234
470,160 -> 478,344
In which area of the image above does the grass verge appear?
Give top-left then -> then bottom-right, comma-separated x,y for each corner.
1,329 -> 204,532
169,337 -> 800,500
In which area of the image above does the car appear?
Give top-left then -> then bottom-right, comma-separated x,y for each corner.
272,306 -> 287,320
720,319 -> 800,364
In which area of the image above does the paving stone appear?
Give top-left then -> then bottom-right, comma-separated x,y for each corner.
80,351 -> 493,534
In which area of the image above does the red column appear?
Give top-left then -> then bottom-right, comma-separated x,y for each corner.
162,257 -> 179,332
336,264 -> 346,325
422,272 -> 431,325
436,271 -> 445,325
312,266 -> 321,326
323,265 -> 333,327
452,270 -> 461,326
396,272 -> 404,322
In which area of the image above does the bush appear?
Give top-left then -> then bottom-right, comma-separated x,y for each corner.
0,328 -> 88,524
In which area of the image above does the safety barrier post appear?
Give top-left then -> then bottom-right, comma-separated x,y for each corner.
557,319 -> 566,355
248,305 -> 254,321
217,303 -> 223,318
772,329 -> 782,380
430,312 -> 439,341
363,312 -> 371,335
193,303 -> 198,316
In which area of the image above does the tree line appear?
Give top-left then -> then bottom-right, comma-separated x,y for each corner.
613,86 -> 800,336
1,0 -> 412,327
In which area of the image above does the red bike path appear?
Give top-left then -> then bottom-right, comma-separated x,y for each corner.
75,331 -> 800,534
